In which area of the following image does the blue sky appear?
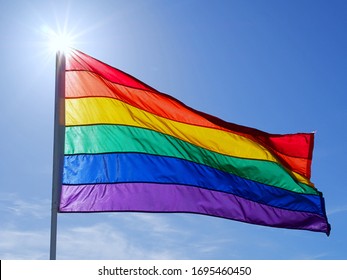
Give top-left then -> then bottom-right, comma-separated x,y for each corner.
0,0 -> 346,259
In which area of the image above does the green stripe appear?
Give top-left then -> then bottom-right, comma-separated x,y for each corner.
65,125 -> 318,195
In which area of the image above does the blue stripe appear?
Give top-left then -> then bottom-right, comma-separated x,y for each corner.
63,153 -> 324,216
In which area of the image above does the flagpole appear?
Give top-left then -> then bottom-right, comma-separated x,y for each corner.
50,50 -> 66,260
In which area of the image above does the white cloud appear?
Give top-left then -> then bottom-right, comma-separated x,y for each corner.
122,212 -> 187,235
57,222 -> 182,259
327,205 -> 347,215
0,193 -> 50,219
0,228 -> 49,259
0,222 -> 183,260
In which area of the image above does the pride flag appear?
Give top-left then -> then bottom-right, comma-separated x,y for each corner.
60,49 -> 330,235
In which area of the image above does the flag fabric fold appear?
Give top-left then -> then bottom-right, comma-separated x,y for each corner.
60,49 -> 330,235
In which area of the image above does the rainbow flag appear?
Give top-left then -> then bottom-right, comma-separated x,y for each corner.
60,49 -> 330,235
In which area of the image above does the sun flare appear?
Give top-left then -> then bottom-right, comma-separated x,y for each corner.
41,25 -> 75,54
50,33 -> 73,53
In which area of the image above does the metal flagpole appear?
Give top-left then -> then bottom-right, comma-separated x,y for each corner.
50,50 -> 66,260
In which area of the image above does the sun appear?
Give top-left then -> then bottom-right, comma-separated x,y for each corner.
41,25 -> 75,54
50,32 -> 73,53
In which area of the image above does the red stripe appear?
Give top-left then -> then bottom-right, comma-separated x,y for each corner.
66,49 -> 153,92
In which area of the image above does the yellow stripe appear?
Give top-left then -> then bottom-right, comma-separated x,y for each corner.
65,97 -> 312,186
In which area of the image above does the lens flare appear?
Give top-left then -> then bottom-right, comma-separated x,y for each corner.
41,25 -> 74,54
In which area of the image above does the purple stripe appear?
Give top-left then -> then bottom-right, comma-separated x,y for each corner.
60,183 -> 329,234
